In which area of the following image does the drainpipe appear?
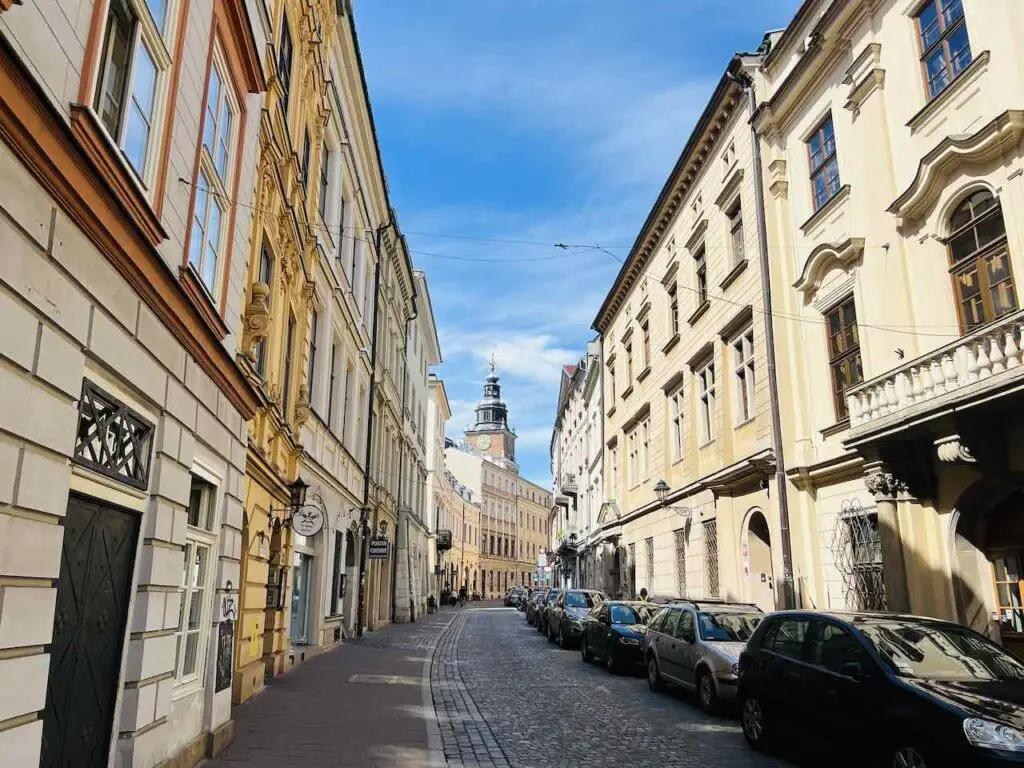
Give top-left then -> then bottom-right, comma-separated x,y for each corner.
732,64 -> 796,610
357,221 -> 389,637
390,293 -> 418,623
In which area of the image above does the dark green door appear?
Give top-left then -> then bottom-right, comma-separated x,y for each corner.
41,494 -> 140,768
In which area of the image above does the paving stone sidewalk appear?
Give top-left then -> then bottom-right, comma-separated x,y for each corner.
203,609 -> 459,768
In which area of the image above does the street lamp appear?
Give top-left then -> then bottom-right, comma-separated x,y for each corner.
289,476 -> 309,510
653,479 -> 691,520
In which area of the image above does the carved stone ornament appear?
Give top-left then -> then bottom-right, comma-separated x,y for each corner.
864,472 -> 908,500
294,384 -> 311,430
241,283 -> 271,358
935,435 -> 977,464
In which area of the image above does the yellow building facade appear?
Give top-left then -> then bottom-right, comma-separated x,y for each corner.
233,0 -> 330,704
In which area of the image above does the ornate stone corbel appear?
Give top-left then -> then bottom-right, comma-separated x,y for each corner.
294,384 -> 311,430
934,434 -> 977,464
240,283 -> 271,358
864,471 -> 908,500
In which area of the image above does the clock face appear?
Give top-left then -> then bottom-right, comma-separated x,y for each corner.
477,434 -> 492,450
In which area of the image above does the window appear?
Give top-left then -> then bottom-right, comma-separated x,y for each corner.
728,201 -> 745,266
625,342 -> 633,385
278,16 -> 294,116
641,320 -> 650,371
327,343 -> 339,427
808,115 -> 841,211
668,282 -> 679,337
175,474 -> 215,685
330,532 -> 343,615
808,622 -> 869,674
992,553 -> 1024,635
916,0 -> 972,99
627,428 -> 638,487
703,519 -> 720,597
694,245 -> 708,306
670,388 -> 684,461
765,618 -> 810,660
733,329 -> 755,424
300,128 -> 311,184
722,141 -> 736,173
94,0 -> 172,181
674,528 -> 686,597
698,361 -> 716,443
609,444 -> 618,497
318,143 -> 331,222
189,51 -> 239,298
826,297 -> 862,422
307,311 -> 319,404
640,419 -> 650,480
645,536 -> 655,588
947,190 -> 1016,331
283,315 -> 296,418
253,243 -> 273,376
675,609 -> 696,642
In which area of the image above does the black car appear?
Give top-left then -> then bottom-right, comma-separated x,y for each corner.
504,586 -> 526,607
526,589 -> 547,626
537,588 -> 562,635
580,601 -> 658,673
547,589 -> 607,648
738,610 -> 1024,767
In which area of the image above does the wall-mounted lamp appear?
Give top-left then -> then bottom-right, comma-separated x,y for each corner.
654,479 -> 691,520
270,476 -> 326,536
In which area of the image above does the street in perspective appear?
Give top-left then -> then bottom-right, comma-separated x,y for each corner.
1,0 -> 1024,767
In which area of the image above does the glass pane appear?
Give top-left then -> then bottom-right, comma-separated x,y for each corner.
942,0 -> 964,26
950,200 -> 973,231
203,199 -> 222,292
204,67 -> 220,152
187,589 -> 202,629
994,557 -> 1009,583
124,104 -> 151,176
990,278 -> 1018,318
144,0 -> 166,32
97,1 -> 135,138
949,229 -> 977,262
976,213 -> 1006,251
131,44 -> 157,116
948,22 -> 972,77
190,545 -> 207,587
1006,556 -> 1021,582
927,49 -> 950,98
957,267 -> 982,300
182,630 -> 199,675
216,100 -> 231,178
188,485 -> 203,527
917,1 -> 940,49
986,252 -> 1012,285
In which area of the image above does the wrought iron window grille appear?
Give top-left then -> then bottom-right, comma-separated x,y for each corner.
73,380 -> 154,490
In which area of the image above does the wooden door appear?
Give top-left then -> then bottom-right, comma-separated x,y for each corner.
41,494 -> 139,768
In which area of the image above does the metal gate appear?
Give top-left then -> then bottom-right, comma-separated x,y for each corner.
41,494 -> 140,768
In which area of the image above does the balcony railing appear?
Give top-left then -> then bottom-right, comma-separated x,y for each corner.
847,310 -> 1024,432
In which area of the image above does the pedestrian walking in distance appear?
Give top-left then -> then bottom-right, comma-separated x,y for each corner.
639,587 -> 649,602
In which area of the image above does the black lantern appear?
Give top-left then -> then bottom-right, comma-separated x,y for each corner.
653,478 -> 670,504
289,476 -> 309,510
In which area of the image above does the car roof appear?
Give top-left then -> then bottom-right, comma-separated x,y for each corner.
604,600 -> 652,607
657,599 -> 762,612
756,609 -> 965,628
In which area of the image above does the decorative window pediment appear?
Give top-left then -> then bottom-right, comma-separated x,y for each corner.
793,236 -> 865,299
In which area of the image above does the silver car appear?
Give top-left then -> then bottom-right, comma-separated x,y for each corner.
644,600 -> 763,714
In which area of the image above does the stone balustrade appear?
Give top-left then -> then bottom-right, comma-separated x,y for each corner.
847,310 -> 1024,429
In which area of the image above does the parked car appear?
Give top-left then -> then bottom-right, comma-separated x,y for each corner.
547,589 -> 607,648
646,599 -> 763,713
526,589 -> 548,626
537,588 -> 562,635
504,586 -> 526,607
580,601 -> 659,673
738,611 -> 1024,767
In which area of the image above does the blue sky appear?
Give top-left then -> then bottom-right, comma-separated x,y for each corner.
356,1 -> 801,484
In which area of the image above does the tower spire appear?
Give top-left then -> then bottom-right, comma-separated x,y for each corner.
489,352 -> 496,375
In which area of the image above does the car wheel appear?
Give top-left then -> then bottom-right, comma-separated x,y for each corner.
547,622 -> 556,643
580,634 -> 593,663
889,746 -> 930,768
557,624 -> 567,649
647,657 -> 664,692
741,695 -> 770,749
605,643 -> 620,674
697,669 -> 719,715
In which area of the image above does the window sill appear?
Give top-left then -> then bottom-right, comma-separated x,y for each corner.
799,184 -> 851,234
180,265 -> 230,340
819,419 -> 850,439
172,677 -> 205,702
719,259 -> 749,292
698,437 -> 717,450
907,51 -> 990,135
734,416 -> 755,431
687,301 -> 711,326
621,385 -> 634,401
69,104 -> 167,248
661,333 -> 681,354
636,366 -> 651,383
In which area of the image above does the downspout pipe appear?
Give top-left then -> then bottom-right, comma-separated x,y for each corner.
731,63 -> 796,610
357,221 -> 389,637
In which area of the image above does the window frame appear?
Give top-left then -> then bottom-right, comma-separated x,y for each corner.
640,319 -> 651,372
668,281 -> 680,337
807,114 -> 841,212
914,0 -> 972,101
307,309 -> 319,406
733,328 -> 755,425
669,386 -> 684,463
728,200 -> 745,267
694,245 -> 708,307
318,141 -> 331,224
278,13 -> 294,118
697,360 -> 716,444
825,295 -> 863,423
283,314 -> 296,419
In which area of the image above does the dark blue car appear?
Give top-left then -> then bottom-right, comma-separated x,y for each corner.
738,611 -> 1024,767
579,601 -> 658,674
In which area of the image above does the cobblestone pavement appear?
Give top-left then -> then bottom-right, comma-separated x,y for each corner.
433,607 -> 799,768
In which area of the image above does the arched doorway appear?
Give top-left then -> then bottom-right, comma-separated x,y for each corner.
744,510 -> 775,611
954,485 -> 1024,657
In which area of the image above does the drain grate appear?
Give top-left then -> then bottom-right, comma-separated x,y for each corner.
348,673 -> 421,686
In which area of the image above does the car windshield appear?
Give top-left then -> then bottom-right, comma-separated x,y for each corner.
566,592 -> 596,608
546,590 -> 561,603
610,605 -> 657,624
859,620 -> 1024,682
698,612 -> 761,642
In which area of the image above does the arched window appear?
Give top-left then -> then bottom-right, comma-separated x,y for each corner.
947,190 -> 1016,331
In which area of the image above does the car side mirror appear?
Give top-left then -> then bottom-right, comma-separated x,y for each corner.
839,661 -> 867,680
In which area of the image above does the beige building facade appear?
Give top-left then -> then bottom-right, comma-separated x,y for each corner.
439,469 -> 482,596
0,0 -> 265,764
755,0 -> 1024,656
517,477 -> 553,587
593,56 -> 779,610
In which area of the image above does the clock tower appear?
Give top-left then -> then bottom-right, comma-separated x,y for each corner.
465,359 -> 516,463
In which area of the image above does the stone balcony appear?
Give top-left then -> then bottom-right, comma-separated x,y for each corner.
558,473 -> 578,495
846,310 -> 1024,442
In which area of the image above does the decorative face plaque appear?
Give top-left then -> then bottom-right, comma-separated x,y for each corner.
291,506 -> 324,537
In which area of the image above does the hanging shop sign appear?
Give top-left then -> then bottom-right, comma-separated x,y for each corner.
436,529 -> 453,552
291,505 -> 325,537
369,537 -> 390,559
